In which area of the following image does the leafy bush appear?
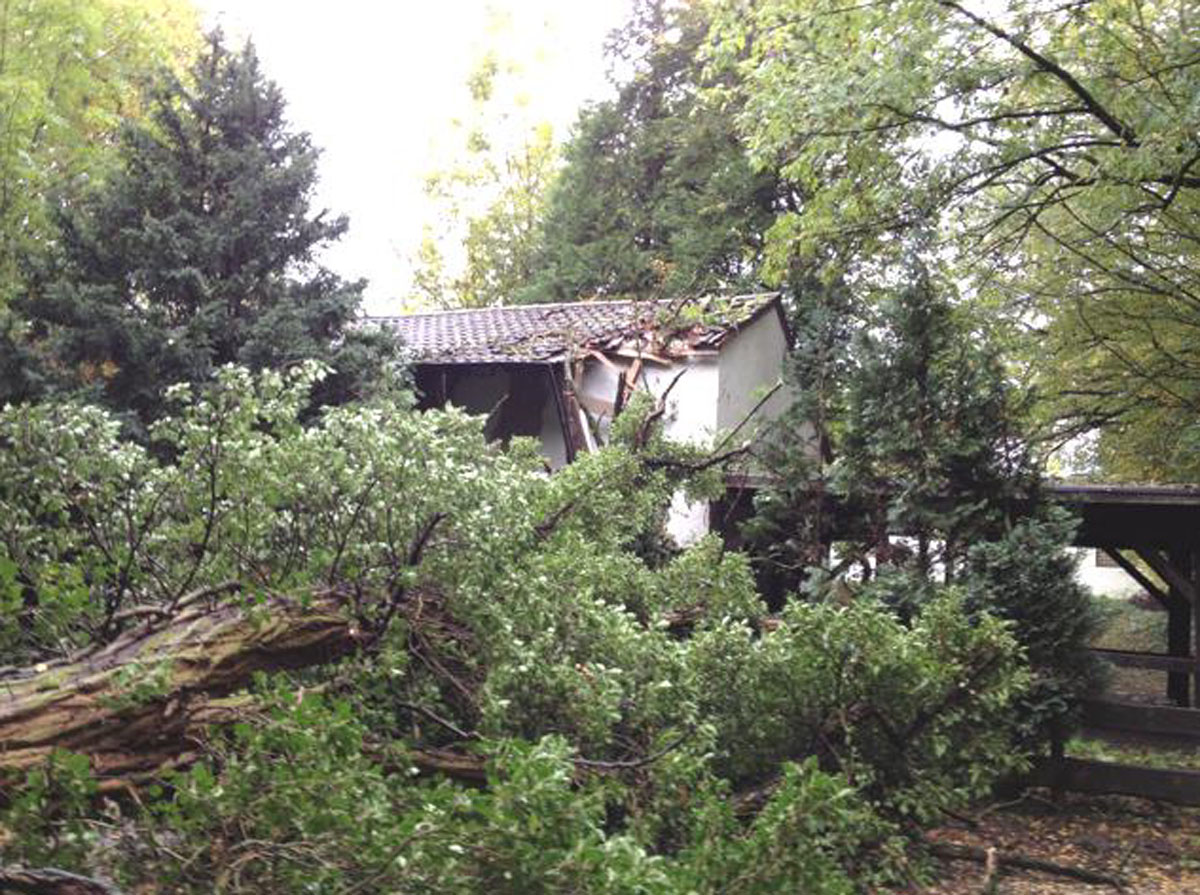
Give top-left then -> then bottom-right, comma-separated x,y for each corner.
0,365 -> 1033,892
0,751 -> 97,867
687,592 -> 1029,816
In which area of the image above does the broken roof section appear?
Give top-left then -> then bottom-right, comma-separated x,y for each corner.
370,293 -> 784,365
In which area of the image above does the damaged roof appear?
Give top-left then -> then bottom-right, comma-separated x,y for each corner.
368,293 -> 784,365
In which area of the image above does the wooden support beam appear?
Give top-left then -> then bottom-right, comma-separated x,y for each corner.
547,366 -> 577,464
586,349 -> 622,373
1162,546 -> 1194,706
1099,547 -> 1170,608
1136,548 -> 1196,604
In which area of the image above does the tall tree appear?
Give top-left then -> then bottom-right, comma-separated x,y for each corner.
749,254 -> 1037,591
17,32 -> 394,428
837,258 -> 1036,578
708,0 -> 1200,480
523,0 -> 796,303
747,253 -> 1099,744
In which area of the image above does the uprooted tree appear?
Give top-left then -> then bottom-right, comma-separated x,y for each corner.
0,363 -> 1040,893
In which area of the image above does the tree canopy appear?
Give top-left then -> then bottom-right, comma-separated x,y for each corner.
708,0 -> 1200,480
410,17 -> 563,309
0,0 -> 199,307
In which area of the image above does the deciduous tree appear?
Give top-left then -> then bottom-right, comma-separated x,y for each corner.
0,0 -> 198,307
708,0 -> 1200,479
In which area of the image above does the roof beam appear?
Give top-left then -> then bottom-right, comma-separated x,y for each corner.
1099,547 -> 1172,609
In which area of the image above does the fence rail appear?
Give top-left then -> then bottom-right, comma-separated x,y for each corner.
1080,697 -> 1200,741
1028,757 -> 1200,806
1026,697 -> 1200,804
1089,647 -> 1197,674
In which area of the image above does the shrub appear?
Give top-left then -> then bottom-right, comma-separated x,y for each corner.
964,509 -> 1107,746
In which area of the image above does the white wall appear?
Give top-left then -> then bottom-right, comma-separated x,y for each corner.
716,309 -> 793,438
577,355 -> 720,544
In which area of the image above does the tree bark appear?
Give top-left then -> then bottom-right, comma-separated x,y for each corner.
0,588 -> 360,789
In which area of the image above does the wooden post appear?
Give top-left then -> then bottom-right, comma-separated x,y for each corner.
1193,542 -> 1200,708
1167,546 -> 1193,706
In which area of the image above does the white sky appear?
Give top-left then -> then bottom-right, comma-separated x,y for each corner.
195,0 -> 632,313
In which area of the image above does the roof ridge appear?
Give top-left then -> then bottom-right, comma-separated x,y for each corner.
363,292 -> 779,321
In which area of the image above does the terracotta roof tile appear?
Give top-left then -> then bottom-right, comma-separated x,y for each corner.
368,294 -> 780,364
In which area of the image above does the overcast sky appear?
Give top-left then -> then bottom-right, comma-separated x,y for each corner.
195,0 -> 632,313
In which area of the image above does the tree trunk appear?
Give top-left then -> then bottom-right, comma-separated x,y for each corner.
0,588 -> 360,789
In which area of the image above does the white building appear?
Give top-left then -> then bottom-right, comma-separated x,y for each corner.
370,294 -> 793,543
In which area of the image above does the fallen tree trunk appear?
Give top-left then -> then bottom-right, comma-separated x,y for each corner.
0,587 -> 360,788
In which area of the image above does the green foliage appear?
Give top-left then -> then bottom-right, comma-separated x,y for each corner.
14,32 -> 396,430
750,257 -> 1038,595
676,759 -> 895,895
964,510 -> 1107,743
706,0 -> 1200,480
411,22 -> 561,309
745,255 -> 1096,755
0,0 -> 199,310
688,592 -> 1029,815
744,276 -> 856,597
836,259 -> 1037,576
0,366 -> 1035,891
0,750 -> 98,868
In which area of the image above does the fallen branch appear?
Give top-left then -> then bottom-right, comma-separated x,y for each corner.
928,840 -> 1128,890
573,730 -> 693,771
642,443 -> 753,475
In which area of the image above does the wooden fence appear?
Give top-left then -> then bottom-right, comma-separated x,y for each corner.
1031,651 -> 1200,805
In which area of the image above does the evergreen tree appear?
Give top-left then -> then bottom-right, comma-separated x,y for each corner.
744,275 -> 857,600
523,0 -> 795,303
837,258 -> 1037,580
17,32 -> 395,429
748,254 -> 1101,746
749,252 -> 1040,592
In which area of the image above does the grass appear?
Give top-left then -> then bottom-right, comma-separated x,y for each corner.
1091,594 -> 1167,652
1065,734 -> 1200,771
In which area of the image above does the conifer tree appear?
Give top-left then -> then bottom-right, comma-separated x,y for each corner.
523,0 -> 793,303
748,251 -> 1041,590
18,32 -> 394,429
837,258 -> 1036,579
748,255 -> 1100,745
